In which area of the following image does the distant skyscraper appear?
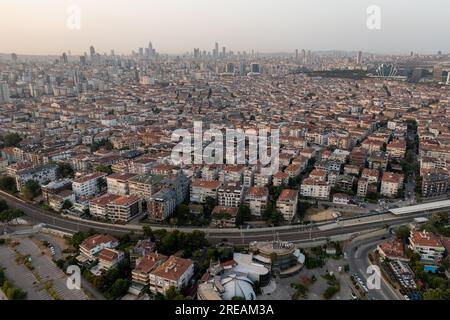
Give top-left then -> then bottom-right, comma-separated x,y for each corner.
0,82 -> 11,104
356,51 -> 363,64
295,49 -> 299,60
239,61 -> 246,76
447,72 -> 450,85
11,53 -> 17,63
139,47 -> 144,57
250,63 -> 260,74
222,46 -> 226,57
301,49 -> 306,62
194,48 -> 200,58
226,63 -> 235,74
89,46 -> 96,58
214,42 -> 219,58
433,65 -> 443,82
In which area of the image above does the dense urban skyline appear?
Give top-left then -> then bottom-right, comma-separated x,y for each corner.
1,0 -> 450,55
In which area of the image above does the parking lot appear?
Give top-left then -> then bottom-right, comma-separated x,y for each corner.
0,237 -> 88,300
0,243 -> 52,300
14,238 -> 88,300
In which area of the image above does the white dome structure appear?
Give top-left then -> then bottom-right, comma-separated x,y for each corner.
221,274 -> 256,300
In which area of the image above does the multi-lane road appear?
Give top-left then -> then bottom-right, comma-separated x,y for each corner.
345,234 -> 403,300
0,190 -> 431,244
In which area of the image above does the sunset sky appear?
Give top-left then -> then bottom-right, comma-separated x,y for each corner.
1,0 -> 449,55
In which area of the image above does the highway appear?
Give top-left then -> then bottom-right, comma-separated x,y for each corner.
345,234 -> 403,300
0,189 -> 433,244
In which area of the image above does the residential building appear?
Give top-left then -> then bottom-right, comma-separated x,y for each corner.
276,189 -> 298,221
106,173 -> 137,195
73,172 -> 107,199
300,178 -> 330,200
408,230 -> 445,263
218,182 -> 243,207
421,169 -> 449,198
245,186 -> 268,217
210,206 -> 239,228
149,256 -> 194,294
78,234 -> 119,262
106,195 -> 142,222
132,253 -> 168,286
98,248 -> 124,271
380,172 -> 404,198
190,179 -> 221,204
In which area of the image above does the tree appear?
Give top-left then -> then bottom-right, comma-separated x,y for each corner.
236,205 -> 252,226
96,177 -> 107,193
57,162 -> 74,179
3,133 -> 22,147
0,208 -> 23,224
107,278 -> 129,300
22,180 -> 41,200
95,165 -> 112,175
395,226 -> 410,241
323,285 -> 340,300
165,286 -> 179,300
142,225 -> 154,239
0,176 -> 17,193
263,202 -> 284,226
0,199 -> 8,212
61,200 -> 73,210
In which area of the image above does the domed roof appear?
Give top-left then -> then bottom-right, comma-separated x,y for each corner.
221,274 -> 256,300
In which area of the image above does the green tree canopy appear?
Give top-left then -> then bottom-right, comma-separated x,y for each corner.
22,180 -> 41,200
57,162 -> 74,179
3,133 -> 22,147
0,176 -> 17,193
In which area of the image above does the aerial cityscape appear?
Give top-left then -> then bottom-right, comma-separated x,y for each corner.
1,0 -> 450,308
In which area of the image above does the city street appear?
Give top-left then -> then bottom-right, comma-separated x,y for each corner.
344,234 -> 403,300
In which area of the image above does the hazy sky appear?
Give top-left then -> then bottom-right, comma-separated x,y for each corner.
1,0 -> 449,55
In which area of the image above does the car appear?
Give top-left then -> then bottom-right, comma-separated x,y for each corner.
351,292 -> 358,300
404,295 -> 410,300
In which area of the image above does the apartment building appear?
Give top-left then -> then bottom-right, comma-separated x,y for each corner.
300,178 -> 330,200
218,182 -> 243,207
89,194 -> 121,220
380,172 -> 404,198
421,169 -> 449,198
132,253 -> 168,286
361,168 -> 379,184
129,174 -> 165,200
98,248 -> 124,271
408,230 -> 445,263
149,256 -> 194,294
106,195 -> 142,222
106,173 -> 137,195
387,139 -> 406,158
276,189 -> 298,221
78,234 -> 119,262
245,186 -> 268,217
210,206 -> 239,228
190,180 -> 221,204
10,163 -> 58,191
130,158 -> 155,175
219,165 -> 244,183
273,171 -> 289,187
148,188 -> 177,221
73,172 -> 107,198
